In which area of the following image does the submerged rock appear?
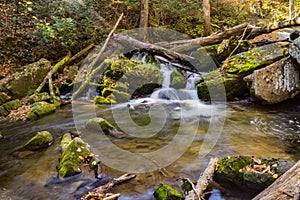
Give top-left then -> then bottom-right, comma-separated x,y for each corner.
197,42 -> 289,101
94,96 -> 116,104
57,136 -> 96,177
215,155 -> 294,191
153,184 -> 184,200
244,57 -> 299,104
24,131 -> 53,150
26,101 -> 56,120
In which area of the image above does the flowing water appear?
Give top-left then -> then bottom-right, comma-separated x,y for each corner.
0,99 -> 299,200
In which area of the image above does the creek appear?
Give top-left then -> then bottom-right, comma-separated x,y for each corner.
0,98 -> 299,199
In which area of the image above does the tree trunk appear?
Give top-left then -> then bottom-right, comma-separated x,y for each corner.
203,0 -> 211,36
289,0 -> 295,20
139,0 -> 149,41
252,160 -> 300,200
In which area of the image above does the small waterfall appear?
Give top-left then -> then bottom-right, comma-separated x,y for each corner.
131,52 -> 148,63
160,63 -> 175,88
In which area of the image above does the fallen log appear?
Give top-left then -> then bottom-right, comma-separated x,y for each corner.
163,17 -> 300,50
252,160 -> 300,200
185,157 -> 219,200
112,33 -> 199,73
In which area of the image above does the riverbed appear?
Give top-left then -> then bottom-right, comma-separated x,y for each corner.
0,100 -> 299,200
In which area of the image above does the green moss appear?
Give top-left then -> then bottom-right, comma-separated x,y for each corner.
29,92 -> 51,103
3,99 -> 21,112
26,101 -> 56,120
24,131 -> 53,150
57,137 -> 90,177
171,68 -> 186,89
94,96 -> 116,104
0,105 -> 9,116
86,117 -> 115,134
153,184 -> 184,200
0,92 -> 10,105
218,156 -> 253,175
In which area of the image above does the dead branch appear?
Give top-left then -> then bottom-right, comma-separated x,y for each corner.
72,13 -> 124,99
185,157 -> 219,200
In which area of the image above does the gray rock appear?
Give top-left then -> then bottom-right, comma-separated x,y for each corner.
289,37 -> 300,64
244,57 -> 299,104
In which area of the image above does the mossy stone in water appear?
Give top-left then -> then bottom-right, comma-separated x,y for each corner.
24,131 -> 53,150
26,101 -> 56,120
86,117 -> 115,134
94,96 -> 116,104
153,184 -> 184,200
57,137 -> 90,177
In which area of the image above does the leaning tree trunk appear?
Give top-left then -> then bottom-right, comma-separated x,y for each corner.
203,0 -> 211,36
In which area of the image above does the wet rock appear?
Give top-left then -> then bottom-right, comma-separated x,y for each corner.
86,117 -> 126,138
2,99 -> 21,112
197,42 -> 289,101
29,92 -> 51,103
153,184 -> 184,200
214,155 -> 294,191
5,58 -> 51,99
289,35 -> 300,64
24,131 -> 53,150
57,137 -> 96,177
26,101 -> 56,120
244,57 -> 299,104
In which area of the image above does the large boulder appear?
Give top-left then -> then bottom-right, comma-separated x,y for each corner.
244,57 -> 300,104
24,131 -> 53,150
5,58 -> 51,99
197,42 -> 289,101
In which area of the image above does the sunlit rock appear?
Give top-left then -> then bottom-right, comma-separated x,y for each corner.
24,131 -> 53,150
153,184 -> 184,200
29,92 -> 51,103
244,57 -> 299,104
197,42 -> 289,101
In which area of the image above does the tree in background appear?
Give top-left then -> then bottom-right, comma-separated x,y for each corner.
203,0 -> 211,36
139,0 -> 149,41
289,0 -> 295,19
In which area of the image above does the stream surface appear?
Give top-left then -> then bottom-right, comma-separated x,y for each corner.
0,100 -> 299,200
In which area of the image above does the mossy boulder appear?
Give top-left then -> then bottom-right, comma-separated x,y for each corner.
2,99 -> 21,112
29,92 -> 51,103
26,101 -> 56,120
153,184 -> 184,200
171,68 -> 186,89
197,42 -> 289,101
24,131 -> 53,150
5,58 -> 51,99
57,137 -> 95,177
215,156 -> 294,191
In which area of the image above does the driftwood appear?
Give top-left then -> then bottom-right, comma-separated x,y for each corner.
81,173 -> 136,200
252,160 -> 300,200
185,157 -> 219,200
162,17 -> 300,50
